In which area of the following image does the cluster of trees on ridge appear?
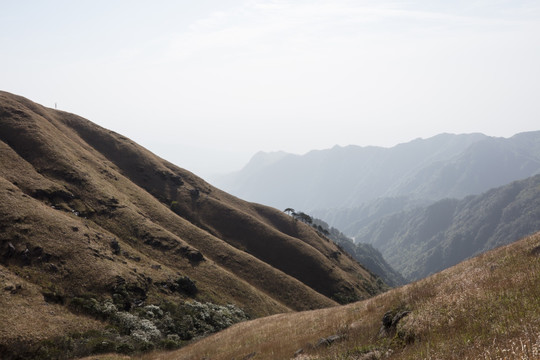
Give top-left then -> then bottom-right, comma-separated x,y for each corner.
283,208 -> 405,287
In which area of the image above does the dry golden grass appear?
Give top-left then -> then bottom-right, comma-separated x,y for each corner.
143,306 -> 354,360
0,264 -> 104,346
134,232 -> 540,360
4,90 -> 383,311
78,355 -> 131,360
390,234 -> 540,360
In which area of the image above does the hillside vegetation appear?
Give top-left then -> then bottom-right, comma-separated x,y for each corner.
127,231 -> 540,360
355,174 -> 540,281
0,91 -> 384,359
312,218 -> 405,287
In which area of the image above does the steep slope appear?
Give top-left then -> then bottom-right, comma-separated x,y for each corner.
312,218 -> 405,287
356,174 -> 540,281
312,196 -> 428,238
0,91 -> 384,358
138,231 -> 540,360
343,242 -> 405,288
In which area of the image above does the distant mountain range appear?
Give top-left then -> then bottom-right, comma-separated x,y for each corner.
213,130 -> 540,283
213,132 -> 540,213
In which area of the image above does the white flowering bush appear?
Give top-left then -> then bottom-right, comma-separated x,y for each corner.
179,301 -> 249,336
167,334 -> 181,342
114,312 -> 140,333
68,296 -> 248,353
100,300 -> 118,316
141,304 -> 164,319
130,319 -> 161,342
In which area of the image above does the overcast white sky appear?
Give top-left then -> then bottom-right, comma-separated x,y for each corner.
2,0 -> 540,178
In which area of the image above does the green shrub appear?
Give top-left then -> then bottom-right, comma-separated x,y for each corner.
175,276 -> 198,296
89,338 -> 117,354
159,337 -> 181,350
69,297 -> 103,318
116,342 -> 135,354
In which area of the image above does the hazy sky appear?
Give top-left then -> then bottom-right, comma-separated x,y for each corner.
2,1 -> 540,178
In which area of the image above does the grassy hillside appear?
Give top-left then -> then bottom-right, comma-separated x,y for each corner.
129,231 -> 540,360
0,91 -> 384,358
356,174 -> 540,281
312,218 -> 405,287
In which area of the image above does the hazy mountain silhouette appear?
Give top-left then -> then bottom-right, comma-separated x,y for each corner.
213,131 -> 540,213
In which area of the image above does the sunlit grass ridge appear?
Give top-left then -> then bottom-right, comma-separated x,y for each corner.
149,232 -> 540,360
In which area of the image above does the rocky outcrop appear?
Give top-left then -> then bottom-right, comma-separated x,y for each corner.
378,309 -> 410,338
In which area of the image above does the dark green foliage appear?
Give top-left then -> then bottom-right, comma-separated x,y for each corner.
6,329 -> 127,360
42,290 -> 66,304
69,296 -> 105,319
110,239 -> 121,255
88,337 -> 117,354
284,207 -> 295,215
174,276 -> 198,296
296,212 -> 313,224
159,337 -> 182,350
116,342 -> 135,354
283,208 -> 313,224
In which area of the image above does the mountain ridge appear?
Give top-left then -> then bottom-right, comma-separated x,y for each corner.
212,131 -> 540,212
0,91 -> 385,358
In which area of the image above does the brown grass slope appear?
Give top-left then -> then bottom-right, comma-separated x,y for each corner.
140,231 -> 540,360
0,91 -> 383,354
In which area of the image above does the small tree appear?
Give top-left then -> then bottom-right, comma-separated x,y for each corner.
284,208 -> 296,216
175,276 -> 198,296
296,212 -> 313,225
